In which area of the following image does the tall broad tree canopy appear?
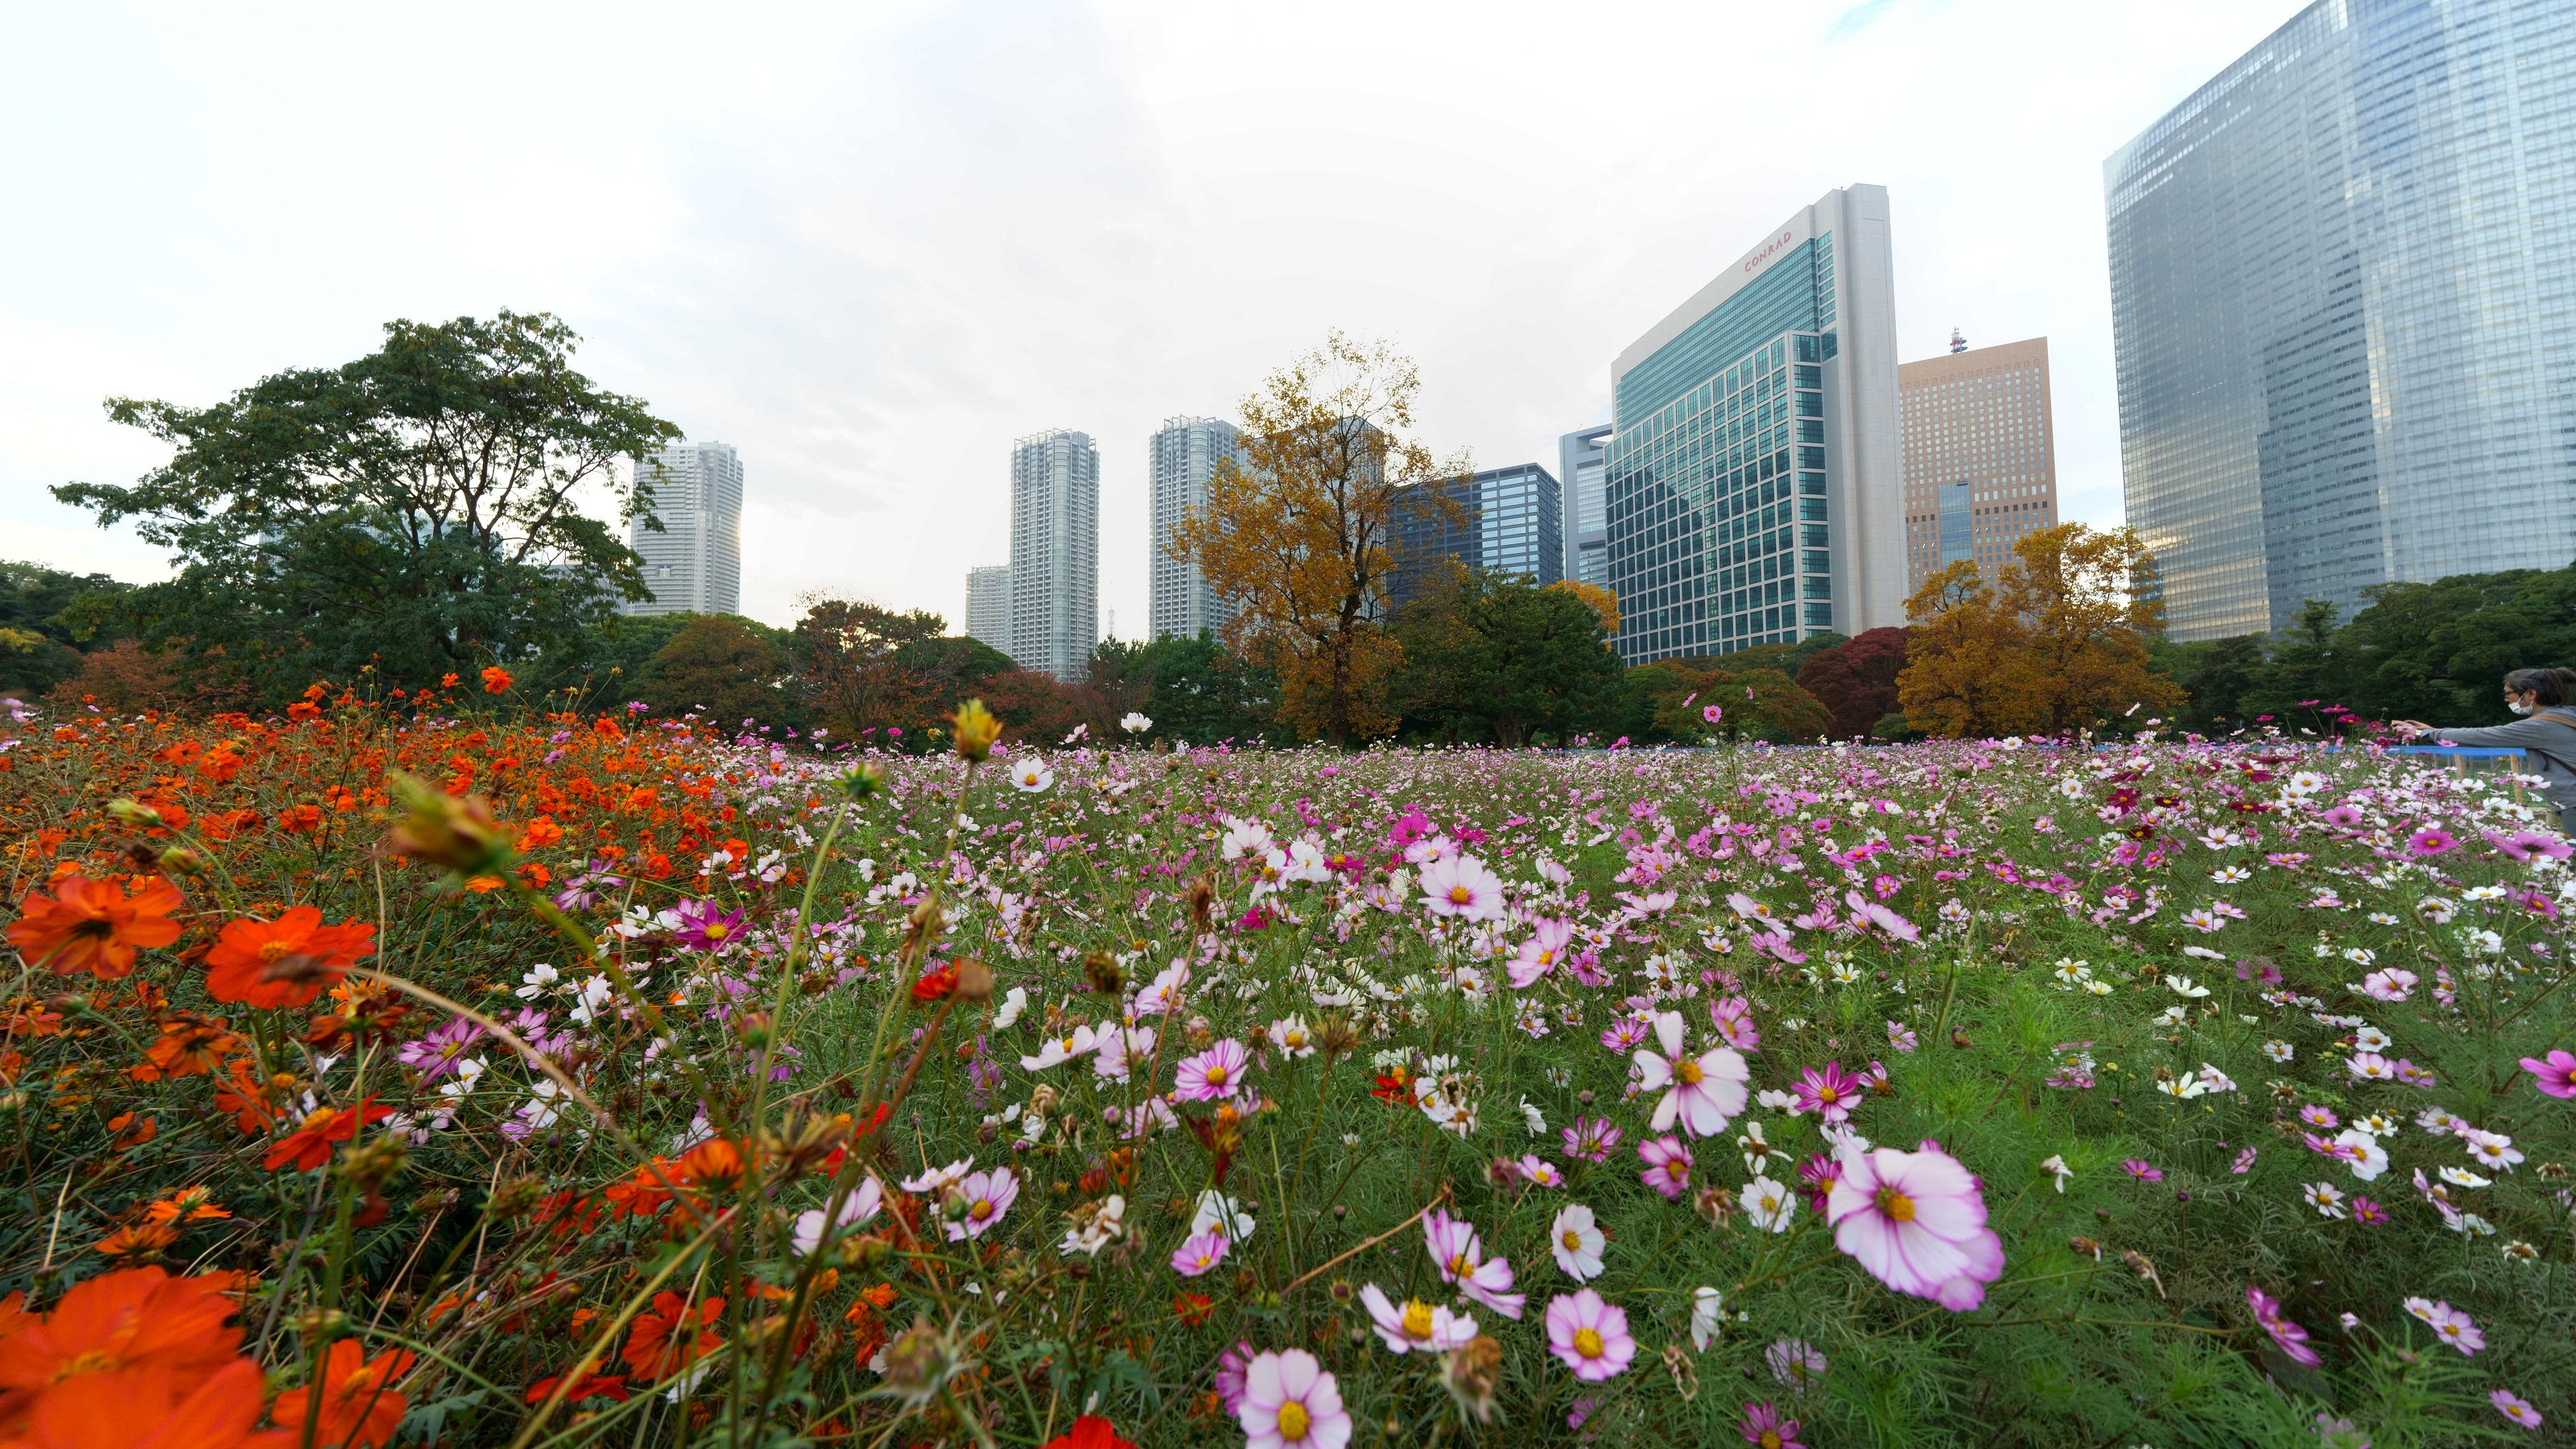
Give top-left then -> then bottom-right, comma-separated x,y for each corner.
1173,332 -> 1469,745
56,312 -> 679,704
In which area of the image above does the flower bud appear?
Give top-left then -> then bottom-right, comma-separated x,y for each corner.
154,846 -> 208,877
105,799 -> 164,829
386,772 -> 508,876
336,1135 -> 408,1193
1442,1335 -> 1504,1423
879,1319 -> 957,1407
1081,950 -> 1125,996
836,762 -> 886,802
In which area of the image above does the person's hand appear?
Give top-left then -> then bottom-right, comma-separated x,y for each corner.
2389,720 -> 2431,737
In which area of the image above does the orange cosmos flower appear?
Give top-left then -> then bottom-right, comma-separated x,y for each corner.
676,1137 -> 748,1193
128,1017 -> 240,1082
0,1266 -> 242,1397
3,1356 -> 291,1449
200,908 -> 376,1009
262,1100 -> 392,1173
92,1224 -> 180,1261
481,666 -> 514,694
142,1187 -> 232,1226
621,1293 -> 724,1382
268,1339 -> 415,1449
4,875 -> 184,978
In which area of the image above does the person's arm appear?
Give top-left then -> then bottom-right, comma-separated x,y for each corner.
2406,718 -> 2565,749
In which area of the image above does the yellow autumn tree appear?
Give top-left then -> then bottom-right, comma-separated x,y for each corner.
1897,560 -> 2029,738
1999,522 -> 2184,732
1549,580 -> 1621,637
1172,332 -> 1470,745
1898,523 -> 2185,737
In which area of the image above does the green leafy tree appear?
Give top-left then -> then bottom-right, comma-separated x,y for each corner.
1126,632 -> 1277,745
54,312 -> 679,704
0,560 -> 134,697
1397,571 -> 1623,746
791,600 -> 1010,748
638,615 -> 796,733
2145,633 -> 2268,734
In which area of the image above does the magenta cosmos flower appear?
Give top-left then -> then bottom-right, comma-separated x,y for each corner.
1633,1010 -> 1750,1137
1739,1402 -> 1805,1449
1824,1139 -> 2004,1311
1543,1290 -> 1636,1381
1788,1061 -> 1866,1124
1419,851 -> 1505,922
668,898 -> 746,951
1637,1135 -> 1694,1199
2246,1286 -> 2321,1367
943,1166 -> 1018,1241
2403,1297 -> 2484,1356
1173,1038 -> 1249,1102
2491,1389 -> 2544,1430
1237,1348 -> 1352,1449
1423,1208 -> 1525,1318
2520,1049 -> 2576,1099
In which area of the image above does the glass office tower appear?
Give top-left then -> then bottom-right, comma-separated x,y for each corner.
623,442 -> 744,617
1009,429 -> 1100,682
2106,0 -> 2576,640
1149,416 -> 1243,641
1558,425 -> 1611,587
1604,184 -> 1906,664
1390,464 -> 1564,607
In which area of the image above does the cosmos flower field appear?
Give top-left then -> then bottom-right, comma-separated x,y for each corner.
2,687 -> 2574,1448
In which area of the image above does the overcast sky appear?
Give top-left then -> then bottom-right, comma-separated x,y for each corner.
1,0 -> 2300,631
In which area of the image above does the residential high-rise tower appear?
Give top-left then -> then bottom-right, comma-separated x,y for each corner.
1604,184 -> 1906,663
964,565 -> 1012,654
1149,416 -> 1242,641
1899,337 -> 2058,595
623,442 -> 743,617
2105,0 -> 2576,638
1009,430 -> 1100,681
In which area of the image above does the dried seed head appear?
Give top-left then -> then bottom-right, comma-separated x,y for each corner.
1443,1335 -> 1505,1422
1082,950 -> 1125,996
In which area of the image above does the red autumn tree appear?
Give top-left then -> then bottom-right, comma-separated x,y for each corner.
1798,626 -> 1910,738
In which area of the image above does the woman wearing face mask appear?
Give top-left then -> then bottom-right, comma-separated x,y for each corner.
2389,667 -> 2576,826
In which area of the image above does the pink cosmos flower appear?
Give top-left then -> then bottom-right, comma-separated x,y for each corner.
1237,1348 -> 1352,1449
944,1167 -> 1018,1241
1517,1154 -> 1565,1187
2121,1158 -> 2163,1183
2404,1297 -> 2484,1356
1633,1010 -> 1750,1137
2231,1146 -> 2259,1174
1825,1139 -> 2005,1311
1542,1290 -> 1636,1381
1708,996 -> 1761,1051
1358,1283 -> 1475,1353
2347,1051 -> 2395,1081
1170,1229 -> 1229,1277
1562,1117 -> 1623,1163
1765,1339 -> 1827,1388
2407,827 -> 2456,857
1174,1038 -> 1249,1101
2246,1286 -> 2320,1367
2491,1389 -> 2544,1430
1787,1061 -> 1866,1124
1214,1340 -> 1254,1414
1509,919 -> 1575,988
2487,828 -> 2574,861
1420,852 -> 1505,922
2359,968 -> 2417,1002
1885,1021 -> 1918,1054
1739,1402 -> 1805,1449
2520,1049 -> 2576,1099
1423,1208 -> 1525,1319
1637,1135 -> 1694,1199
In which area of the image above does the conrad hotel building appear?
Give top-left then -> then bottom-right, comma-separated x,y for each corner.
1604,184 -> 1907,663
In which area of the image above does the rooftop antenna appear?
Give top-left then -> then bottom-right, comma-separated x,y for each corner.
1949,328 -> 1967,355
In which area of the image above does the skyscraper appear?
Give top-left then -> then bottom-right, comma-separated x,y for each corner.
1009,429 -> 1099,681
1558,425 -> 1611,587
1604,184 -> 1906,663
1390,464 -> 1564,607
1149,416 -> 1243,641
2106,0 -> 2576,640
1899,337 -> 2058,594
965,565 -> 1012,654
622,442 -> 743,617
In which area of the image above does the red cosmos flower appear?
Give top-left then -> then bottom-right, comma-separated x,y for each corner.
264,1100 -> 393,1172
0,1265 -> 245,1399
621,1293 -> 724,1381
5,874 -> 184,977
912,965 -> 959,1003
3,1356 -> 291,1449
481,666 -> 514,694
1173,1293 -> 1215,1327
1041,1417 -> 1141,1449
202,908 -> 377,1009
1370,1067 -> 1415,1104
270,1339 -> 415,1449
525,1370 -> 630,1405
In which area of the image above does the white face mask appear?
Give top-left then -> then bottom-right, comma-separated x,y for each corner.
2510,701 -> 2535,716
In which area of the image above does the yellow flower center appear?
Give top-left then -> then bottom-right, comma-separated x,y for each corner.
1876,1187 -> 1915,1222
704,922 -> 728,940
1818,1085 -> 1839,1104
1574,1327 -> 1604,1360
55,1350 -> 121,1381
1675,1059 -> 1704,1085
1761,1433 -> 1784,1449
1449,886 -> 1473,904
1561,1229 -> 1583,1250
971,1198 -> 993,1220
1666,1162 -> 1686,1182
1449,1253 -> 1471,1278
1205,1063 -> 1228,1084
1401,1300 -> 1434,1340
258,941 -> 292,964
1277,1401 -> 1311,1441
1285,1031 -> 1305,1050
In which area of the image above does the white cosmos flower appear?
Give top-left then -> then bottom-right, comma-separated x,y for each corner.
1191,1189 -> 1255,1241
792,1176 -> 885,1256
1010,758 -> 1054,793
1121,712 -> 1152,733
1690,1286 -> 1727,1352
1019,1024 -> 1096,1071
1740,1175 -> 1798,1233
1632,1010 -> 1749,1137
2164,975 -> 2211,998
1419,852 -> 1506,922
992,987 -> 1028,1030
1548,1203 -> 1607,1281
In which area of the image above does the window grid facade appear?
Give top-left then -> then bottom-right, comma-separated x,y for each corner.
1393,465 -> 1565,606
1559,425 -> 1611,587
964,565 -> 1011,654
1899,338 -> 2058,594
2105,0 -> 2576,640
1009,430 -> 1099,682
1149,416 -> 1242,641
623,442 -> 743,617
